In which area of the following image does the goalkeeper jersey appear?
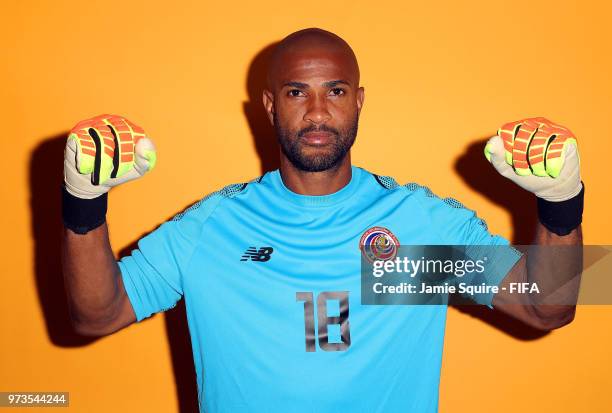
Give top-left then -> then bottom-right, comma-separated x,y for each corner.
118,165 -> 519,413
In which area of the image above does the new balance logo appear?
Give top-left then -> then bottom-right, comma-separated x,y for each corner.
240,247 -> 274,262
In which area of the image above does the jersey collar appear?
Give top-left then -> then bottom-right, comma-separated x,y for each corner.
271,165 -> 363,207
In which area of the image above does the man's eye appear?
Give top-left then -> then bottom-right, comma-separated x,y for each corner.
330,88 -> 345,96
288,89 -> 304,97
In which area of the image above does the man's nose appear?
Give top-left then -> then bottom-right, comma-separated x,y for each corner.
303,95 -> 331,125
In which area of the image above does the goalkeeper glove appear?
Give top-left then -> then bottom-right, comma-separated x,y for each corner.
484,117 -> 583,235
485,118 -> 582,202
64,114 -> 156,199
62,114 -> 156,233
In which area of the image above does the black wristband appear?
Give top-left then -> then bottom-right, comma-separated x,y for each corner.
62,185 -> 108,234
536,183 -> 584,236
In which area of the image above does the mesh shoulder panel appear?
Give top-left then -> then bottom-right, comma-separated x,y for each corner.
373,174 -> 488,231
405,183 -> 489,231
172,175 -> 262,222
373,174 -> 400,190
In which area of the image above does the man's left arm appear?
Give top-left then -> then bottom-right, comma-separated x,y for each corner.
484,117 -> 584,330
492,222 -> 582,330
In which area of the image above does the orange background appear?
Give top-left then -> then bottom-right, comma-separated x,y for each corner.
1,0 -> 611,411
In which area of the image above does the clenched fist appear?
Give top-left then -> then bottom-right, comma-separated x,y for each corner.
484,117 -> 582,202
64,114 -> 156,199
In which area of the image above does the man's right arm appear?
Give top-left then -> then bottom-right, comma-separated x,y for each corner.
62,223 -> 136,336
61,114 -> 157,337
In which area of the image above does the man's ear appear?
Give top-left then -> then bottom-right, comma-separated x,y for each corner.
356,86 -> 365,115
262,89 -> 275,126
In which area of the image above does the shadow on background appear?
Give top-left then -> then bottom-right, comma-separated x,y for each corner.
29,133 -> 97,347
451,136 -> 548,340
243,41 -> 280,173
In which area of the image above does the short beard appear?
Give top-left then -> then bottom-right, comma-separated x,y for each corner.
275,115 -> 359,172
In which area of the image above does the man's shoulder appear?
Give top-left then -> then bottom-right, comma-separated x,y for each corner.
362,168 -> 476,215
171,173 -> 266,222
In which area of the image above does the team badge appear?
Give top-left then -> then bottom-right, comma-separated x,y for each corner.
359,226 -> 400,263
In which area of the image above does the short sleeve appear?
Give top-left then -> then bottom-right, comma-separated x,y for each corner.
455,208 -> 522,307
411,186 -> 522,307
119,194 -> 223,321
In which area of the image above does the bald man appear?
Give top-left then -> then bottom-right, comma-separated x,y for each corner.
62,28 -> 583,412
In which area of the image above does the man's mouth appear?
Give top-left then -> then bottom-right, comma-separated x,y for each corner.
301,131 -> 334,145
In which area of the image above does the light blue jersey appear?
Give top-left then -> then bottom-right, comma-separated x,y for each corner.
119,166 -> 518,412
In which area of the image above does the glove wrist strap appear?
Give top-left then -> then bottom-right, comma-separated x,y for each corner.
536,182 -> 584,236
62,185 -> 107,234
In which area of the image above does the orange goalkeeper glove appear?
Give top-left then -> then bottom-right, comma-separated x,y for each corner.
63,114 -> 156,199
484,117 -> 582,202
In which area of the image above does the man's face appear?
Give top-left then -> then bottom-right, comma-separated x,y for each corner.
264,48 -> 364,172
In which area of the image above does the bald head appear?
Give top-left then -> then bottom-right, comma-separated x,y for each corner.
262,28 -> 365,173
267,28 -> 360,90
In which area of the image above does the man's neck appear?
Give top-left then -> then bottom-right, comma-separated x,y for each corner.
279,155 -> 352,196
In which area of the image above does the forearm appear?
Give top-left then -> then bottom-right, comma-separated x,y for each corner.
525,222 -> 582,322
62,222 -> 128,332
493,222 -> 583,330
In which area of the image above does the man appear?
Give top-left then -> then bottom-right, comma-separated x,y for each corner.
61,28 -> 583,412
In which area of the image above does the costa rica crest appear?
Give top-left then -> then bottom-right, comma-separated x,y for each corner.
359,226 -> 400,263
